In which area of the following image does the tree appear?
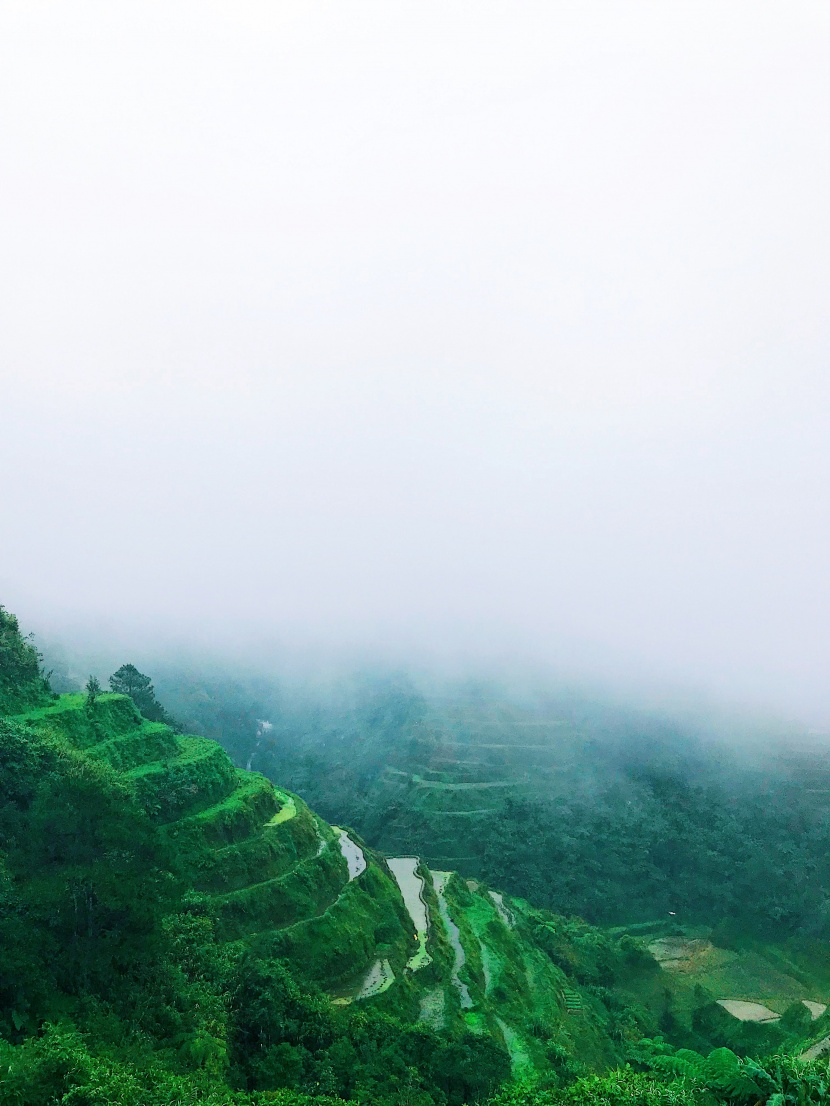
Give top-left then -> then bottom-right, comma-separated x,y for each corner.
108,664 -> 176,726
109,664 -> 153,701
85,676 -> 101,706
0,606 -> 52,714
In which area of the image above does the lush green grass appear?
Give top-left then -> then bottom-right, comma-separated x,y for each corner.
87,721 -> 180,771
11,693 -> 141,748
214,845 -> 348,939
251,863 -> 415,988
193,821 -> 320,893
165,771 -> 279,848
126,735 -> 239,822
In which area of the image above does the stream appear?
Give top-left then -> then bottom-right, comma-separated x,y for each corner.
245,719 -> 272,771
245,740 -> 261,772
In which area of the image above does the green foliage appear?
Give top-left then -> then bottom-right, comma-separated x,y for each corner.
0,1022 -> 246,1106
0,607 -> 51,715
487,1069 -> 702,1104
626,1037 -> 830,1105
84,675 -> 101,705
0,719 -> 181,1032
646,1044 -> 762,1099
109,662 -> 178,727
228,955 -> 509,1104
487,1051 -> 830,1105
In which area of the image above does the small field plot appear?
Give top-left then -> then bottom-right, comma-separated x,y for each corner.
641,927 -> 829,1021
717,1000 -> 780,1023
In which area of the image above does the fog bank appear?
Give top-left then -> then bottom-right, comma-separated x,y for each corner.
3,4 -> 830,721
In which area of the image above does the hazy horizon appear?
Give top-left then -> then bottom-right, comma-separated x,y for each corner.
4,4 -> 830,723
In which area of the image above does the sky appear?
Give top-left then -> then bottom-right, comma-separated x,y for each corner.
2,2 -> 830,720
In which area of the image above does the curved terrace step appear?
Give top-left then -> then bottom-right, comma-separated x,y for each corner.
214,843 -> 349,939
164,772 -> 278,848
125,735 -> 238,822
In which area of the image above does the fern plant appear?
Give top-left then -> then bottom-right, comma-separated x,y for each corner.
640,1037 -> 830,1105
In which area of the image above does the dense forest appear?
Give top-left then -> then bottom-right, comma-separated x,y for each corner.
7,614 -> 830,1104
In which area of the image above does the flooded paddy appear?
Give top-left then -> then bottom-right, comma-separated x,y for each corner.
717,1000 -> 780,1023
266,790 -> 297,825
647,936 -> 710,971
331,958 -> 395,1005
433,871 -> 473,1009
334,828 -> 366,880
387,856 -> 432,970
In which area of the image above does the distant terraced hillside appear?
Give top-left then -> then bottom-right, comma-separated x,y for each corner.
257,692 -> 593,874
362,706 -> 583,871
231,676 -> 830,936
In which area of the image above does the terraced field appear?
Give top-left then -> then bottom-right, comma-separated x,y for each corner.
604,919 -> 830,1052
11,696 -> 607,1059
21,692 -> 816,1076
347,701 -> 588,872
10,694 -> 415,998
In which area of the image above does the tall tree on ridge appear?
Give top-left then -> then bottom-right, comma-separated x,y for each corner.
109,664 -> 177,727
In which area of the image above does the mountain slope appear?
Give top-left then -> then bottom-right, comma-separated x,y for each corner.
3,688 -> 667,1073
221,675 -> 830,938
5,611 -> 830,1105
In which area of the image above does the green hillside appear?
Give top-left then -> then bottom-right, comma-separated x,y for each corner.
0,691 -> 655,1078
218,676 -> 830,940
5,610 -> 830,1104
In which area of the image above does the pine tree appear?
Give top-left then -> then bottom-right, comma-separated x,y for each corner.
108,664 -> 176,726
